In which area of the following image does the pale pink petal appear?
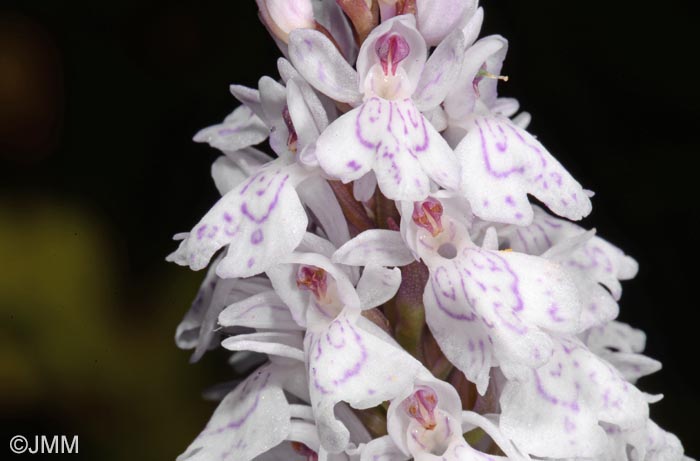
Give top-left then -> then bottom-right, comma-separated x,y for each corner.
222,332 -> 305,362
177,364 -> 292,461
460,6 -> 483,48
229,84 -> 266,122
356,265 -> 402,310
307,312 -> 421,453
288,29 -> 361,104
167,162 -> 308,278
415,0 -> 475,46
219,291 -> 303,331
297,176 -> 351,249
455,115 -> 592,224
445,35 -> 507,122
413,29 -> 466,112
316,98 -> 458,200
353,172 -> 377,202
424,246 -> 581,393
360,436 -> 409,461
333,229 -> 415,267
193,105 -> 269,154
500,337 -> 649,459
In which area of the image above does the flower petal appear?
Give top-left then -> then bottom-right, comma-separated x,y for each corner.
356,265 -> 401,310
445,36 -> 507,123
333,229 -> 415,267
177,261 -> 271,363
415,0 -> 475,46
177,364 -> 292,461
307,313 -> 421,453
286,78 -> 321,151
423,247 -> 581,393
313,104 -> 376,183
499,206 -> 637,327
455,115 -> 592,224
219,290 -> 302,331
288,29 -> 361,104
583,321 -> 661,383
213,161 -> 244,194
315,98 -> 458,200
360,436 -> 410,461
167,162 -> 308,278
229,84 -> 266,122
314,0 -> 357,64
176,260 -> 220,351
413,29 -> 466,112
297,176 -> 351,249
500,337 -> 649,459
460,6 -> 483,48
353,172 -> 377,202
193,105 -> 269,154
222,332 -> 305,362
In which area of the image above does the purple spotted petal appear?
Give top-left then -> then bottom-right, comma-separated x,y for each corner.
500,337 -> 649,459
500,206 -> 637,328
167,162 -> 308,278
640,420 -> 687,461
315,98 -> 459,200
306,312 -> 421,453
177,364 -> 294,461
423,244 -> 581,393
455,115 -> 592,225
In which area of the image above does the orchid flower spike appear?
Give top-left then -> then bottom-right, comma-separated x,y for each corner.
168,2 -> 692,461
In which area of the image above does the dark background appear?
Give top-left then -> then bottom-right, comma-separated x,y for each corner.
1,0 -> 698,459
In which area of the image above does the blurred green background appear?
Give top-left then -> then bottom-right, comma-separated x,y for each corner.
1,0 -> 698,459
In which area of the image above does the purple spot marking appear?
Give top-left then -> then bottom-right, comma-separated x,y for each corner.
196,225 -> 207,240
250,229 -> 263,245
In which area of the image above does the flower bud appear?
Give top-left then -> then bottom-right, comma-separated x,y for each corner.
257,0 -> 315,42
